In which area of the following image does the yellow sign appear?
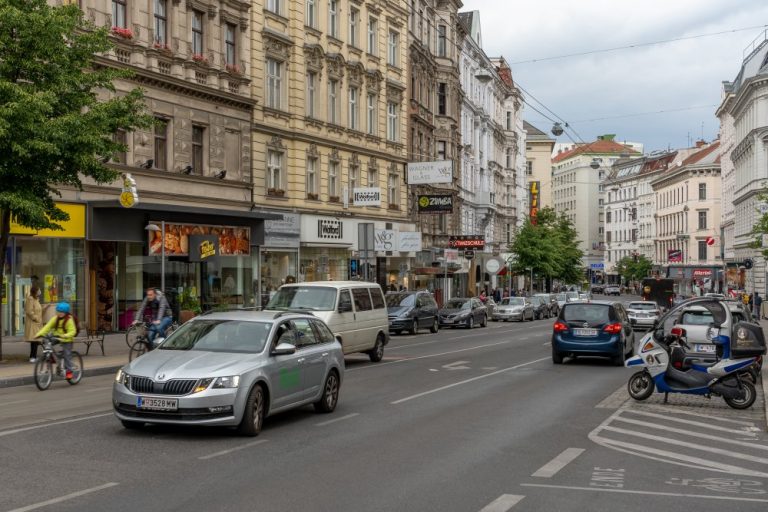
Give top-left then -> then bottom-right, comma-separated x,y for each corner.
119,191 -> 136,208
9,203 -> 85,238
418,196 -> 430,208
44,275 -> 58,303
200,240 -> 216,259
119,174 -> 139,208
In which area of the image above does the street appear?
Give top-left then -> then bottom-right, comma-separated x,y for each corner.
1,310 -> 766,512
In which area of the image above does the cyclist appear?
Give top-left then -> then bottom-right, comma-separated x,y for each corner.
134,288 -> 173,347
36,302 -> 77,379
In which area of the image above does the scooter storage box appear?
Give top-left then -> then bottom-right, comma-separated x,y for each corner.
730,322 -> 767,358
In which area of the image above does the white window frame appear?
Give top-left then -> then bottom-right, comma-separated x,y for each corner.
349,7 -> 359,48
328,160 -> 339,198
387,102 -> 398,142
349,164 -> 359,197
267,150 -> 283,191
328,0 -> 339,38
307,71 -> 317,118
328,79 -> 339,125
368,165 -> 377,188
388,172 -> 399,206
387,31 -> 399,66
266,58 -> 283,109
267,0 -> 281,15
306,157 -> 317,195
366,93 -> 377,135
367,17 -> 378,55
348,86 -> 359,130
306,0 -> 316,28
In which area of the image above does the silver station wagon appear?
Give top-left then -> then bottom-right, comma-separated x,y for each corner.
113,311 -> 345,436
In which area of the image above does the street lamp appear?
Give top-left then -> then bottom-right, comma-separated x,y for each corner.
526,267 -> 533,296
145,221 -> 165,292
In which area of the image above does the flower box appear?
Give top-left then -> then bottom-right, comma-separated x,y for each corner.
192,53 -> 209,64
225,63 -> 242,75
307,193 -> 319,200
268,188 -> 286,197
153,42 -> 172,53
329,195 -> 340,203
111,26 -> 133,40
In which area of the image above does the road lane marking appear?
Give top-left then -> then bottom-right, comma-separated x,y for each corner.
594,386 -> 628,409
198,439 -> 269,460
0,400 -> 29,407
531,448 -> 585,478
315,413 -> 360,427
478,494 -> 525,511
391,357 -> 549,404
6,482 -> 119,512
85,386 -> 114,393
0,412 -> 112,437
389,324 -> 541,350
442,361 -> 471,370
613,416 -> 768,451
519,483 -> 768,503
624,410 -> 759,436
640,405 -> 760,426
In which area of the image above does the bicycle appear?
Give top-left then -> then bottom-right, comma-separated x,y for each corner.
128,320 -> 177,361
34,334 -> 84,391
126,319 -> 178,348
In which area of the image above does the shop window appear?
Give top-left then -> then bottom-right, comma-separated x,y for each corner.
352,288 -> 372,311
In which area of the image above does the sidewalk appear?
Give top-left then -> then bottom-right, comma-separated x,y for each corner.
0,333 -> 129,388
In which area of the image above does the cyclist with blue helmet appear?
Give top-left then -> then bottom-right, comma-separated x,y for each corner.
36,302 -> 78,380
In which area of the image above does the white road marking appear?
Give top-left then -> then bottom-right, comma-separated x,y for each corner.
542,342 -> 551,346
6,482 -> 119,512
594,386 -> 628,409
442,361 -> 471,370
315,413 -> 360,427
482,367 -> 498,371
0,400 -> 29,407
391,357 -> 549,404
478,494 -> 525,511
198,439 -> 269,460
519,483 -> 768,503
0,412 -> 112,438
613,416 -> 768,451
640,404 -> 759,426
85,386 -> 114,393
531,448 -> 585,478
624,409 -> 758,436
429,369 -> 439,372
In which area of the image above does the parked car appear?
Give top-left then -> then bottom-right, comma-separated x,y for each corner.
704,293 -> 726,299
551,301 -> 635,365
530,296 -> 550,319
483,297 -> 497,317
579,292 -> 592,302
386,291 -> 439,335
566,291 -> 581,302
266,282 -> 389,362
439,298 -> 488,328
493,297 -> 534,322
534,293 -> 559,316
604,286 -> 621,296
626,301 -> 662,330
113,311 -> 345,435
591,285 -> 605,295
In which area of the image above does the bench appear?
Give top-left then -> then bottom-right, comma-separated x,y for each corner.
73,329 -> 106,356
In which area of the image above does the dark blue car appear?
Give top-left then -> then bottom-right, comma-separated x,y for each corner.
551,301 -> 634,366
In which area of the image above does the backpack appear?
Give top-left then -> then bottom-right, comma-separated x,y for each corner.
57,314 -> 81,336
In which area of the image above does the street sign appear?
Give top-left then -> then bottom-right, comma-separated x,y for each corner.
706,236 -> 715,247
445,249 -> 459,263
485,259 -> 501,273
743,258 -> 754,270
589,263 -> 605,270
464,250 -> 475,260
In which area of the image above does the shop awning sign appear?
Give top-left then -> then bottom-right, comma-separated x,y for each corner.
353,187 -> 382,206
188,235 -> 219,262
119,173 -> 139,208
149,222 -> 250,256
407,161 -> 453,185
449,235 -> 485,250
417,194 -> 453,213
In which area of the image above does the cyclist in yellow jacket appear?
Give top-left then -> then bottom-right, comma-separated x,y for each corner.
36,302 -> 77,380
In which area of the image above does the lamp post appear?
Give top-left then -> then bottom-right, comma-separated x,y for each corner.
145,221 -> 166,292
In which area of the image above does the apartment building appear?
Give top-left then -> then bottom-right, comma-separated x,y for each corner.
523,121 -> 555,211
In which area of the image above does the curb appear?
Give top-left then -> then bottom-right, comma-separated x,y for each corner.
0,364 -> 122,389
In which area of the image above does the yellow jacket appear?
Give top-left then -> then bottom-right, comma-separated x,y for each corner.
36,316 -> 77,343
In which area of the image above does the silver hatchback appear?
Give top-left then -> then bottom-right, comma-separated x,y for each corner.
113,311 -> 345,436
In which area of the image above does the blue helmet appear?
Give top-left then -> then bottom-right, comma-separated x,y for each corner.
55,302 -> 71,314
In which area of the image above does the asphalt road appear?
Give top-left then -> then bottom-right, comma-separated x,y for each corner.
1,305 -> 767,512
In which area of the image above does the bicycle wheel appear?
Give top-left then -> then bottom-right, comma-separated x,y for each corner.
129,340 -> 148,362
67,351 -> 84,385
125,324 -> 141,348
34,358 -> 53,391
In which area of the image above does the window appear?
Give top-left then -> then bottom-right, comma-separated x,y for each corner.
349,7 -> 359,47
112,129 -> 127,164
369,289 -> 385,309
307,71 -> 317,118
292,319 -> 318,348
698,211 -> 707,230
112,0 -> 127,28
267,0 -> 281,15
698,240 -> 707,261
352,288 -> 372,311
153,118 -> 168,170
526,160 -> 532,174
387,102 -> 398,142
328,79 -> 338,124
368,165 -> 377,187
607,211 -> 612,223
328,0 -> 338,38
348,87 -> 358,130
437,82 -> 447,115
367,17 -> 377,55
191,11 -> 204,55
366,93 -> 376,135
306,157 -> 317,195
192,125 -> 205,174
224,23 -> 236,66
267,150 -> 282,190
506,111 -> 512,130
698,183 -> 707,200
349,164 -> 359,197
266,58 -> 282,109
306,0 -> 316,28
154,0 -> 167,44
328,160 -> 339,198
437,25 -> 447,57
387,31 -> 399,66
311,319 -> 336,344
437,141 -> 446,160
388,172 -> 399,206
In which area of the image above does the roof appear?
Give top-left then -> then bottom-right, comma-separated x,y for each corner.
681,141 -> 721,166
553,139 -> 641,163
523,121 -> 546,136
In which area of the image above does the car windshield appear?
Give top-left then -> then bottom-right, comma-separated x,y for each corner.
629,303 -> 657,311
501,298 -> 525,306
566,292 -> 579,300
266,286 -> 337,311
556,294 -> 567,301
160,320 -> 271,353
445,299 -> 470,310
386,293 -> 415,307
530,297 -> 542,305
563,304 -> 611,325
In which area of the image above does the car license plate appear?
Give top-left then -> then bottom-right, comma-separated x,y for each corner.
695,344 -> 716,354
573,328 -> 598,337
137,396 -> 178,411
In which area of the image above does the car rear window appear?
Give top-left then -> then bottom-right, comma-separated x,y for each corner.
562,304 -> 612,325
681,310 -> 713,325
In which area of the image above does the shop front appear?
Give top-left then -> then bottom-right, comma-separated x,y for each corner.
2,203 -> 86,337
666,266 -> 723,296
259,212 -> 300,307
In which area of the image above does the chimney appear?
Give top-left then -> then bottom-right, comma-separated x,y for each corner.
695,140 -> 706,148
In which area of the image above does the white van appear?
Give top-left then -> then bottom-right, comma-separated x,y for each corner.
265,281 -> 390,362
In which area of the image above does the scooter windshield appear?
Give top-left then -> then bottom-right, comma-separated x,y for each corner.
654,298 -> 729,340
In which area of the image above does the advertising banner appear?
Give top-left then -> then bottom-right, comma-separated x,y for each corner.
407,161 -> 453,184
667,249 -> 683,263
44,275 -> 58,303
374,230 -> 396,252
445,249 -> 459,263
398,232 -> 422,252
148,222 -> 250,256
188,234 -> 219,262
62,274 -> 76,302
353,187 -> 382,206
529,181 -> 540,224
417,194 -> 453,213
448,235 -> 485,250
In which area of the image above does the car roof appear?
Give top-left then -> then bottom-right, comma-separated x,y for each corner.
191,310 -> 314,323
628,301 -> 657,305
279,281 -> 377,288
563,300 -> 616,306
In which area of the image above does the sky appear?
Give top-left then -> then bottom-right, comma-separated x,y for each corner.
461,0 -> 768,152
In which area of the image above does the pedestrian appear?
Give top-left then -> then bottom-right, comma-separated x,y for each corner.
35,302 -> 77,379
24,286 -> 43,362
493,288 -> 502,302
754,292 -> 763,319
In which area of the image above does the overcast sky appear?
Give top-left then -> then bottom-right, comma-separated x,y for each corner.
461,0 -> 768,152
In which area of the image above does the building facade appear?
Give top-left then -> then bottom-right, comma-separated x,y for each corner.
523,121 -> 555,211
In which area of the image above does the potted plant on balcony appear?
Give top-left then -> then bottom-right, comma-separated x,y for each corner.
192,53 -> 209,65
111,26 -> 134,40
307,192 -> 319,200
268,188 -> 286,197
178,288 -> 201,324
225,63 -> 242,75
153,41 -> 172,55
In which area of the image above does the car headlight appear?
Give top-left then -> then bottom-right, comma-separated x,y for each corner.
115,368 -> 130,386
193,378 -> 214,393
212,376 -> 241,389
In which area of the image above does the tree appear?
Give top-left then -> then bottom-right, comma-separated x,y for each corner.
615,254 -> 653,285
0,0 -> 152,358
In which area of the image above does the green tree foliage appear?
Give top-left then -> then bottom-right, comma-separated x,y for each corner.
508,208 -> 584,284
615,254 -> 653,284
0,0 -> 152,354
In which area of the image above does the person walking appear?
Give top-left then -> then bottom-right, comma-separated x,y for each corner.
24,286 -> 43,362
754,292 -> 762,319
35,302 -> 77,379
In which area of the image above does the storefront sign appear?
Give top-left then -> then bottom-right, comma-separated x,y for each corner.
529,181 -> 540,224
353,187 -> 382,206
10,202 -> 86,238
464,250 -> 475,260
119,173 -> 139,208
374,230 -> 395,252
445,249 -> 459,263
692,269 -> 713,278
417,194 -> 453,213
407,161 -> 453,185
188,234 -> 219,262
318,219 -> 344,239
398,232 -> 422,252
667,249 -> 682,262
148,222 -> 250,256
264,213 -> 300,249
449,235 -> 485,250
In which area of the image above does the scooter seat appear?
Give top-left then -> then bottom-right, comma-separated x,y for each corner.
665,366 -> 711,390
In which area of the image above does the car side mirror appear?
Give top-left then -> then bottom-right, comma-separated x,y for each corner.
272,342 -> 297,356
338,302 -> 353,313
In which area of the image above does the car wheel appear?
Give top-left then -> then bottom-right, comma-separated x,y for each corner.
120,420 -> 144,431
612,348 -> 626,367
430,318 -> 439,333
467,316 -> 474,329
552,345 -> 564,364
237,384 -> 265,437
409,319 -> 418,335
480,315 -> 487,327
314,370 -> 340,413
368,334 -> 385,362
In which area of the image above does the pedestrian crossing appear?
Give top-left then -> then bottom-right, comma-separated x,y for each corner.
589,401 -> 768,478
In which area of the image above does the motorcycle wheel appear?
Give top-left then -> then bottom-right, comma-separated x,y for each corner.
724,380 -> 756,410
627,371 -> 654,401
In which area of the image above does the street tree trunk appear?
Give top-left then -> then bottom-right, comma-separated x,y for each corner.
0,209 -> 10,360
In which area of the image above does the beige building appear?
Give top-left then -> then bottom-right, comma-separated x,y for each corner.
523,121 -> 555,210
